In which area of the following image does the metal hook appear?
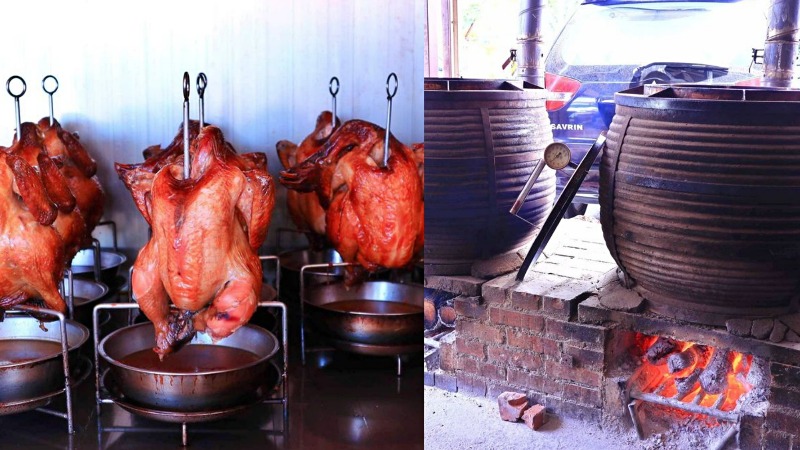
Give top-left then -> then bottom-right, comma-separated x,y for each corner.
6,76 -> 26,142
182,72 -> 190,179
196,73 -> 207,128
383,72 -> 398,168
42,75 -> 59,126
329,76 -> 339,130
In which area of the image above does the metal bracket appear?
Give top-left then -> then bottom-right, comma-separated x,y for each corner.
515,133 -> 607,281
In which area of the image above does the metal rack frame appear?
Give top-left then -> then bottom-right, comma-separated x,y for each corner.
299,262 -> 409,377
5,303 -> 81,434
92,256 -> 288,447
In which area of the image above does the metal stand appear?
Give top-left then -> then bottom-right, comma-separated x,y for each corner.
516,133 -> 608,281
93,256 -> 287,447
93,301 -> 288,446
6,303 -> 81,434
299,262 -> 409,377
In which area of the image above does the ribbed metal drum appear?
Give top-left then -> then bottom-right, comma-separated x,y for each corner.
600,85 -> 800,325
424,79 -> 554,275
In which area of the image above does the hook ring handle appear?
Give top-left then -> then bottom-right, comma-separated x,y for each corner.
182,72 -> 190,101
42,75 -> 59,95
329,77 -> 340,97
7,76 -> 26,98
386,72 -> 398,99
196,73 -> 207,98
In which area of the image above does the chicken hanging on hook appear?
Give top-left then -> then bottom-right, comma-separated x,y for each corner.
276,110 -> 340,250
279,119 -> 423,283
116,125 -> 274,358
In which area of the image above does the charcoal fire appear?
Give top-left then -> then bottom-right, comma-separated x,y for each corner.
630,333 -> 753,415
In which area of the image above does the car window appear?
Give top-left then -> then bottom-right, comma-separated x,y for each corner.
558,1 -> 767,72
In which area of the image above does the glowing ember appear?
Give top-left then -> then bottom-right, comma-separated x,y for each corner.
636,333 -> 752,413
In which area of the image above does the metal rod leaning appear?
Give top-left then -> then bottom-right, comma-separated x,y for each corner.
329,76 -> 339,129
197,73 -> 207,128
42,75 -> 59,126
383,73 -> 398,168
182,72 -> 191,179
6,76 -> 26,142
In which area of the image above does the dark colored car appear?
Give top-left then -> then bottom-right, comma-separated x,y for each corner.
545,0 -> 767,209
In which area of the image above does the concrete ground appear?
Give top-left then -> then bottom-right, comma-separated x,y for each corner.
425,386 -> 637,450
425,386 -> 739,450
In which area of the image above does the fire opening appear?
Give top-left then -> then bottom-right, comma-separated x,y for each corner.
629,333 -> 753,415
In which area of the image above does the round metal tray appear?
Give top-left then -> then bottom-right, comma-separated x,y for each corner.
326,336 -> 420,356
0,355 -> 92,416
102,360 -> 281,424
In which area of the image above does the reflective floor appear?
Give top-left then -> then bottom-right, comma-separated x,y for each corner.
0,310 -> 423,450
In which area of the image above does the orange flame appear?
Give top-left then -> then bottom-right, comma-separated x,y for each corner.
637,333 -> 753,415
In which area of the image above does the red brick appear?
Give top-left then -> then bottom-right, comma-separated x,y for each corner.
461,358 -> 506,382
545,359 -> 602,388
769,387 -> 800,411
457,373 -> 487,397
481,362 -> 507,382
459,357 -> 480,376
488,383 -> 518,400
562,383 -> 602,407
507,332 -> 560,356
497,392 -> 528,422
542,296 -> 575,320
766,406 -> 800,433
457,320 -> 505,344
771,362 -> 800,391
764,430 -> 792,450
489,308 -> 545,333
523,404 -> 547,430
563,345 -> 605,371
558,401 -> 602,423
511,290 -> 541,311
487,345 -> 543,372
456,337 -> 486,360
454,296 -> 487,320
507,368 -> 561,395
434,370 -> 457,392
545,319 -> 606,350
425,275 -> 485,297
482,282 -> 510,306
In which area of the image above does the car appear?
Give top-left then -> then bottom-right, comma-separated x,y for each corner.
545,0 -> 768,211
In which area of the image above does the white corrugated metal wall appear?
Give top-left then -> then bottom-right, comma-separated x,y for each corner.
0,0 -> 424,256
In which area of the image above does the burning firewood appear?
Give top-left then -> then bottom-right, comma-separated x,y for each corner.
645,337 -> 677,365
667,345 -> 710,375
424,289 -> 456,330
699,348 -> 732,395
674,367 -> 703,399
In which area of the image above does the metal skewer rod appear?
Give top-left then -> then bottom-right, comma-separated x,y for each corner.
182,72 -> 190,179
6,76 -> 26,142
42,75 -> 59,126
197,73 -> 207,128
383,73 -> 398,168
329,76 -> 339,129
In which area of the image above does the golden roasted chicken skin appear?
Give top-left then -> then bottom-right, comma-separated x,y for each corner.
37,118 -> 105,236
0,151 -> 67,312
280,120 -> 423,282
276,111 -> 340,249
116,125 -> 274,358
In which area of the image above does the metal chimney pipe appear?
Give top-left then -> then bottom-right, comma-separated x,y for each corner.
517,0 -> 545,87
763,0 -> 800,87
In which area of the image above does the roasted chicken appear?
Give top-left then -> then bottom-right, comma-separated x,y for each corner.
37,118 -> 105,235
0,118 -> 103,314
0,150 -> 68,312
116,125 -> 274,358
280,119 -> 423,283
276,111 -> 340,249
